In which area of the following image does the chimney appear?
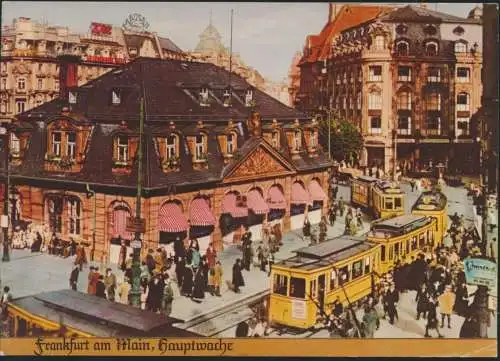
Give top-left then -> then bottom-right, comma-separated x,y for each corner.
57,54 -> 80,100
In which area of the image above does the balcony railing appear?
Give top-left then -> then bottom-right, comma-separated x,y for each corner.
421,129 -> 441,136
368,128 -> 382,135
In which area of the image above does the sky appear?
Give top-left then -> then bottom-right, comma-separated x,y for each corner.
2,2 -> 481,82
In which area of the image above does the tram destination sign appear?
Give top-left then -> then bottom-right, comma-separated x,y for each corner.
463,258 -> 497,290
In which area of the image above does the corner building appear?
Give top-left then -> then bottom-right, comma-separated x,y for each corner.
2,57 -> 332,264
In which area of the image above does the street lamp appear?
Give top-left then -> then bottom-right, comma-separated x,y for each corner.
0,125 -> 10,262
85,184 -> 97,262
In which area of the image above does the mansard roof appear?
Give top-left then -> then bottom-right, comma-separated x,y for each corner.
379,5 -> 482,24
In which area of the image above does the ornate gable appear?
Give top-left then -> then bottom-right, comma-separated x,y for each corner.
223,142 -> 296,183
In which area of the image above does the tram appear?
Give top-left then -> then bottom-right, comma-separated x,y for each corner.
269,236 -> 381,329
366,214 -> 438,274
351,176 -> 405,219
411,191 -> 448,244
4,289 -> 200,337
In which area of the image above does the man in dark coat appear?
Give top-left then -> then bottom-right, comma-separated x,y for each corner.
146,249 -> 156,275
459,314 -> 480,338
147,275 -> 164,312
235,321 -> 249,337
328,205 -> 336,227
174,237 -> 186,264
69,265 -> 79,291
415,283 -> 429,320
241,229 -> 253,271
384,284 -> 399,325
425,297 -> 443,338
232,259 -> 245,293
192,267 -> 206,302
333,297 -> 343,318
31,232 -> 43,252
95,275 -> 106,298
176,258 -> 185,290
118,238 -> 127,271
181,265 -> 194,297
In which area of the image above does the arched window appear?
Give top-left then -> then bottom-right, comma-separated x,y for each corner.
397,91 -> 412,110
194,134 -> 207,161
17,77 -> 25,90
396,41 -> 409,56
456,92 -> 470,111
374,35 -> 385,51
165,134 -> 178,160
66,197 -> 81,236
368,91 -> 382,110
455,41 -> 467,53
425,41 -> 438,56
425,92 -> 441,111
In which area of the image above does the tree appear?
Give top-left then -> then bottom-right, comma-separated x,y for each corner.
318,115 -> 363,165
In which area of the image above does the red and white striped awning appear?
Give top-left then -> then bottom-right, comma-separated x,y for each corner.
189,198 -> 216,227
291,182 -> 311,205
158,202 -> 189,233
247,189 -> 269,215
113,207 -> 133,240
267,186 -> 287,210
222,193 -> 248,218
308,180 -> 328,202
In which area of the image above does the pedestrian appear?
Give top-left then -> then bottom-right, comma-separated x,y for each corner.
362,305 -> 378,338
302,218 -> 311,243
241,228 -> 253,271
0,286 -> 12,319
87,266 -> 97,295
384,283 -> 399,325
69,265 -> 79,291
232,258 -> 245,293
259,244 -> 270,272
200,255 -> 210,295
415,283 -> 429,320
273,224 -> 283,247
209,260 -> 223,296
438,285 -> 456,329
454,282 -> 469,317
118,238 -> 127,271
332,297 -> 343,319
235,321 -> 249,337
147,274 -> 164,312
140,261 -> 151,283
104,268 -> 117,302
192,267 -> 206,302
333,185 -> 339,200
174,236 -> 186,264
190,244 -> 201,273
140,279 -> 149,310
117,277 -> 131,305
459,314 -> 480,338
162,274 -> 174,316
176,258 -> 186,290
425,297 -> 443,338
410,179 -> 415,192
181,264 -> 194,297
154,248 -> 164,274
338,197 -> 345,217
145,249 -> 156,275
328,205 -> 336,227
356,208 -> 363,228
319,216 -> 328,236
205,242 -> 217,270
95,275 -> 106,298
31,232 -> 43,252
125,253 -> 134,280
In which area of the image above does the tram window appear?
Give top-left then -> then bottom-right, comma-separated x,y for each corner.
329,270 -> 337,291
385,198 -> 394,210
395,197 -> 402,209
419,234 -> 425,248
381,245 -> 386,261
310,279 -> 317,298
339,266 -> 350,284
389,246 -> 394,260
394,242 -> 400,256
273,274 -> 288,296
290,277 -> 306,299
16,318 -> 27,337
352,260 -> 364,280
411,236 -> 417,251
406,239 -> 410,254
364,256 -> 371,274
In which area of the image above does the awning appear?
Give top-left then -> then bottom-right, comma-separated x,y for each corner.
222,193 -> 248,218
247,189 -> 269,215
189,198 -> 216,227
158,202 -> 189,233
291,182 -> 311,205
308,180 -> 328,202
267,186 -> 287,210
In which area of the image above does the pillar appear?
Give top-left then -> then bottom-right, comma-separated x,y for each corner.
282,176 -> 292,233
384,145 -> 393,175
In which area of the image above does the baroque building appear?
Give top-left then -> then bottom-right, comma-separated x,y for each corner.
1,56 -> 332,265
0,17 -> 186,123
295,4 -> 483,175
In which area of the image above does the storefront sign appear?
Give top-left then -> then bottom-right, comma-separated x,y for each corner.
91,22 -> 113,36
463,258 -> 497,289
291,299 -> 307,320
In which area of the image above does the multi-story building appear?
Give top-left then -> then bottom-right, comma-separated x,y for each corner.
264,77 -> 291,106
0,17 -> 186,123
1,56 -> 332,264
296,4 -> 483,175
288,51 -> 302,107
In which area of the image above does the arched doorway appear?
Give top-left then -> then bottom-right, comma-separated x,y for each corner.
266,184 -> 286,227
189,196 -> 216,255
290,181 -> 310,230
44,194 -> 64,234
308,178 -> 327,225
108,201 -> 133,265
220,191 -> 248,245
158,200 -> 188,258
246,187 -> 269,241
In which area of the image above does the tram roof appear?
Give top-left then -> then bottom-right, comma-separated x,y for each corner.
374,180 -> 403,193
355,176 -> 378,183
277,236 -> 378,270
412,191 -> 448,211
10,290 -> 199,337
373,214 -> 427,229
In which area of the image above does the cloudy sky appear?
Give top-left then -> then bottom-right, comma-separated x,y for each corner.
2,2 -> 481,82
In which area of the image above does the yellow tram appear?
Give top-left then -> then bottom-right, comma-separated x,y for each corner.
269,236 -> 381,329
411,191 -> 448,244
4,289 -> 199,337
351,176 -> 405,219
366,214 -> 438,274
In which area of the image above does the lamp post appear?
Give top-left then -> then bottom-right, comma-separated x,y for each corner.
0,125 -> 10,262
85,184 -> 97,262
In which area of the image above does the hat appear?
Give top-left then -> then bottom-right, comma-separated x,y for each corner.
445,284 -> 452,290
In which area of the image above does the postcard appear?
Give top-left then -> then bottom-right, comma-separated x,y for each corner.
0,1 -> 497,357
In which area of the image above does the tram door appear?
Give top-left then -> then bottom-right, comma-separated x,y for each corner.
318,274 -> 326,314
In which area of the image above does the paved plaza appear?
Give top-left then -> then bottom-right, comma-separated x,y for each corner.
1,182 -> 497,338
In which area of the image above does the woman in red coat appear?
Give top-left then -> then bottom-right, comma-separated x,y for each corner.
205,243 -> 217,269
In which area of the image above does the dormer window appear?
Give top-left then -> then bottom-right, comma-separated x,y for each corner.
66,132 -> 76,159
223,88 -> 231,107
271,131 -> 279,148
454,41 -> 467,53
166,134 -> 178,159
226,133 -> 236,154
245,89 -> 254,107
309,130 -> 317,149
117,135 -> 128,163
195,134 -> 207,161
52,132 -> 62,157
10,133 -> 20,156
198,86 -> 210,106
293,130 -> 301,152
69,91 -> 77,104
112,89 -> 121,105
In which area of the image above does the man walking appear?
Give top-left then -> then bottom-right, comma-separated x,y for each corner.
69,265 -> 79,291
